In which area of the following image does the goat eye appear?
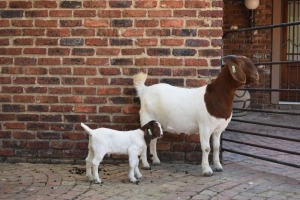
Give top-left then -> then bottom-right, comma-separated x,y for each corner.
148,129 -> 152,136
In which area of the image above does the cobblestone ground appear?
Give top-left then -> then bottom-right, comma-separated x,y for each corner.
1,112 -> 300,199
0,160 -> 299,200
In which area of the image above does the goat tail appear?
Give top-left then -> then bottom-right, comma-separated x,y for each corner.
81,123 -> 93,136
133,72 -> 147,97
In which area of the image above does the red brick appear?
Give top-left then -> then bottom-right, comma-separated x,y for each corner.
73,87 -> 96,95
85,38 -> 108,46
47,29 -> 70,37
62,77 -> 84,85
73,67 -> 97,75
0,20 -> 9,27
135,58 -> 158,66
0,77 -> 12,84
0,131 -> 12,139
9,1 -> 32,8
50,105 -> 73,113
97,87 -> 121,95
123,106 -> 139,114
161,39 -> 184,46
49,10 -> 72,17
185,58 -> 208,66
160,1 -> 184,8
35,20 -> 58,27
122,48 -> 144,55
74,10 -> 96,17
98,68 -> 121,75
34,1 -> 58,8
25,86 -> 47,93
98,10 -> 121,18
84,19 -> 109,27
186,134 -> 200,142
186,79 -> 208,87
99,106 -> 122,113
161,132 -> 185,142
25,10 -> 48,17
86,78 -> 109,85
148,10 -> 172,17
11,20 -> 33,27
49,68 -> 71,75
23,29 -> 45,36
84,1 -> 106,8
13,38 -> 34,45
135,19 -> 159,27
49,87 -> 71,95
27,141 -> 49,149
86,58 -> 109,65
24,48 -> 46,55
123,10 -> 146,17
50,141 -> 74,149
161,19 -> 184,28
97,29 -> 118,37
135,1 -> 157,8
160,58 -> 183,66
84,97 -> 107,104
0,114 -> 15,121
96,48 -> 120,55
136,38 -> 158,46
13,131 -> 35,139
0,95 -> 12,102
157,142 -> 170,151
0,48 -> 22,55
122,29 -> 144,37
13,95 -> 35,103
0,149 -> 14,156
4,122 -> 25,130
36,38 -> 58,46
60,96 -> 83,103
74,105 -> 97,113
2,86 -> 23,93
113,115 -> 138,123
173,143 -> 196,151
36,96 -> 58,103
62,132 -> 85,140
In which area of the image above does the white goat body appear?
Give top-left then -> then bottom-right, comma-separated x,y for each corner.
134,55 -> 259,176
81,121 -> 163,183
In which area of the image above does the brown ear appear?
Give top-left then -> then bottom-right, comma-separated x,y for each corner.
227,61 -> 246,84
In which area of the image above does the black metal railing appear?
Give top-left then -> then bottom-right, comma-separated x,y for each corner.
221,21 -> 300,168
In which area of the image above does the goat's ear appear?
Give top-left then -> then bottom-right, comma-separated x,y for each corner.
228,61 -> 246,84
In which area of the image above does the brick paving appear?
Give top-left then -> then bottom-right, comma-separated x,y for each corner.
1,112 -> 300,200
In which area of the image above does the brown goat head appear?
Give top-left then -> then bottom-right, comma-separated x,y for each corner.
141,120 -> 163,146
222,55 -> 259,85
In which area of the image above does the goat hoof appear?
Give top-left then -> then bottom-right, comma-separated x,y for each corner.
203,172 -> 213,177
215,167 -> 223,172
142,166 -> 151,170
152,162 -> 161,166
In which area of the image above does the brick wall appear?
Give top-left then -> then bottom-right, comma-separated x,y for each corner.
223,0 -> 273,108
0,1 -> 223,164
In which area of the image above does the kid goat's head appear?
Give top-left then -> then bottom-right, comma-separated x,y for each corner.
222,55 -> 259,86
141,120 -> 163,146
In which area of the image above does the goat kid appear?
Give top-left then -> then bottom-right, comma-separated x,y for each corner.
81,120 -> 163,183
133,55 -> 259,176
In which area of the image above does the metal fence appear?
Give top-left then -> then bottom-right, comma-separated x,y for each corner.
221,22 -> 300,168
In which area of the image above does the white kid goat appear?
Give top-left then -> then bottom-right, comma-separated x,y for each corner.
81,120 -> 163,183
133,55 -> 259,176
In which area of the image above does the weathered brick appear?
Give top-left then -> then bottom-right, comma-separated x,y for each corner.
173,49 -> 197,56
147,48 -> 170,56
28,105 -> 49,112
13,38 -> 34,45
36,38 -> 58,46
121,48 -> 144,55
40,115 -> 62,122
98,10 -> 121,18
83,1 -> 106,8
74,105 -> 97,113
136,38 -> 158,46
97,29 -> 118,37
62,132 -> 85,140
96,48 -> 120,56
172,29 -> 197,36
2,86 -> 23,93
74,10 -> 96,17
25,86 -> 47,93
185,58 -> 208,66
73,87 -> 96,95
37,132 -> 61,139
0,58 -> 13,65
113,115 -> 138,123
148,68 -> 171,76
84,97 -> 107,104
64,115 -> 86,123
160,58 -> 183,66
16,114 -> 39,121
13,131 -> 35,139
63,58 -> 85,65
38,77 -> 60,84
186,39 -> 210,47
4,122 -> 25,130
60,20 -> 82,27
60,1 -> 82,8
111,19 -> 133,27
60,38 -> 84,46
51,124 -> 73,131
73,67 -> 97,75
86,58 -> 109,65
148,10 -> 171,17
47,29 -> 70,37
110,39 -> 133,46
38,58 -> 61,65
161,39 -> 184,46
146,29 -> 170,36
48,48 -> 70,56
111,58 -> 133,65
25,10 -> 48,17
173,68 -> 197,77
27,141 -> 49,149
62,77 -> 84,85
23,29 -> 45,36
0,29 -> 22,36
35,20 -> 57,27
109,1 -> 132,8
0,114 -> 15,121
161,19 -> 184,28
49,68 -> 71,75
109,97 -> 132,104
72,48 -> 95,56
0,10 -> 23,18
84,19 -> 108,27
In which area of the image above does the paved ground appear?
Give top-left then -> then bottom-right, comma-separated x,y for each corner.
1,112 -> 300,200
